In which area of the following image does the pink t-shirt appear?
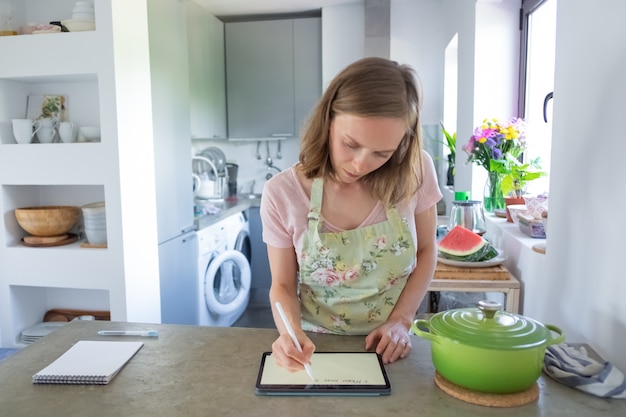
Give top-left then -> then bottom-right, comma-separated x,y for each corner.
260,151 -> 442,260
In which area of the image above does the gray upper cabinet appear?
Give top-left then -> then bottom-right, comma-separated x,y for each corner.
225,17 -> 321,139
188,2 -> 227,140
294,18 -> 322,136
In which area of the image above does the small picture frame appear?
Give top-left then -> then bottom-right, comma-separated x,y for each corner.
26,94 -> 68,123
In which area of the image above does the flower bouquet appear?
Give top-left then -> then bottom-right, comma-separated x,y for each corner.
463,118 -> 544,211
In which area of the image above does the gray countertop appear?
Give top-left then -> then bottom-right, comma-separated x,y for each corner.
194,196 -> 260,230
0,320 -> 623,417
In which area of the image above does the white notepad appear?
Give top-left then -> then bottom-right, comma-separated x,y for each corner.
32,340 -> 144,385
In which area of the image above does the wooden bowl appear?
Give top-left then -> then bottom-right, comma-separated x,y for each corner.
15,206 -> 81,237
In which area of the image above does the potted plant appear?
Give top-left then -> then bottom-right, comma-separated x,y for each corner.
439,123 -> 456,186
491,154 -> 546,221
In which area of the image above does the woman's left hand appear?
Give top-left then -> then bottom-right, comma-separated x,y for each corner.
365,321 -> 412,364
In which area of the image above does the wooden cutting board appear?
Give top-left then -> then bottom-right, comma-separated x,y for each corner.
434,262 -> 511,280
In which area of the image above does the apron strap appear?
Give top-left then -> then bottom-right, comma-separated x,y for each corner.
306,178 -> 324,248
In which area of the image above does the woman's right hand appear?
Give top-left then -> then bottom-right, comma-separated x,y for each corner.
271,331 -> 315,372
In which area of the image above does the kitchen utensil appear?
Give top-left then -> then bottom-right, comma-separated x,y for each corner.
15,206 -> 81,237
226,163 -> 238,198
448,200 -> 486,235
412,300 -> 564,393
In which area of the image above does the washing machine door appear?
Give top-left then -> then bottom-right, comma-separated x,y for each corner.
204,250 -> 251,315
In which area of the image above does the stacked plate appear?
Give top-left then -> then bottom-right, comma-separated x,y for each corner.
19,322 -> 66,344
62,1 -> 96,32
82,201 -> 107,246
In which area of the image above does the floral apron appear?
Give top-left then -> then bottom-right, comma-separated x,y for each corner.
299,178 -> 416,335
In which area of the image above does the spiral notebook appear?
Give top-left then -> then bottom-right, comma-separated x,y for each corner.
32,340 -> 144,385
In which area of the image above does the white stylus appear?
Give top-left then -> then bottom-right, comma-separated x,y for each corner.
275,301 -> 315,381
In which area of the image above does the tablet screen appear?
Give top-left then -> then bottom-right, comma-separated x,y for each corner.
255,352 -> 391,396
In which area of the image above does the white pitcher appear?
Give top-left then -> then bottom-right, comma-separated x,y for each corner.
34,117 -> 58,143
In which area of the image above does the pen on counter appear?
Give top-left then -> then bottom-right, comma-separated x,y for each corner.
275,301 -> 315,381
97,330 -> 159,337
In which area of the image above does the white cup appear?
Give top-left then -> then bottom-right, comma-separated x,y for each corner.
34,117 -> 58,143
0,122 -> 15,144
59,122 -> 78,143
11,119 -> 40,144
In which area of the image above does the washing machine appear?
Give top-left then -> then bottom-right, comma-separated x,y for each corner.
223,211 -> 251,261
197,215 -> 251,326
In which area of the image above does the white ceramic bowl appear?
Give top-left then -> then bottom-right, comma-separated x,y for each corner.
83,218 -> 106,228
78,126 -> 100,142
71,12 -> 95,20
62,19 -> 96,32
72,5 -> 95,13
84,227 -> 107,245
81,201 -> 105,216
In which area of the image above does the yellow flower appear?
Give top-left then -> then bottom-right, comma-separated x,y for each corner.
478,136 -> 487,143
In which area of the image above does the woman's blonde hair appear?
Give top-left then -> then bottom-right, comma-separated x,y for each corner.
298,57 -> 424,207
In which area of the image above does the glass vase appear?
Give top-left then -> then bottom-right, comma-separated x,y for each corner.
483,171 -> 505,212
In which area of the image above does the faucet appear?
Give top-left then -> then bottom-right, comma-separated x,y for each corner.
264,141 -> 282,180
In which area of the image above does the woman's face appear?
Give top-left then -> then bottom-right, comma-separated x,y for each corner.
328,114 -> 406,184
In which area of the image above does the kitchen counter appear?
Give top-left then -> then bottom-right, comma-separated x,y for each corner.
194,195 -> 261,230
1,321 -> 623,417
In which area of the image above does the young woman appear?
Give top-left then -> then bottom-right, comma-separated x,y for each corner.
260,57 -> 442,373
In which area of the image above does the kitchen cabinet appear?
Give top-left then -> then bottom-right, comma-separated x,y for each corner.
159,232 -> 198,325
187,1 -> 227,140
225,17 -> 321,139
0,0 -> 165,347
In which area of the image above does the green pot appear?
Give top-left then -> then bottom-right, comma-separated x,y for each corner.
412,300 -> 564,393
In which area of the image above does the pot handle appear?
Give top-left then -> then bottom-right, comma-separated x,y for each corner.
411,319 -> 439,343
545,324 -> 565,346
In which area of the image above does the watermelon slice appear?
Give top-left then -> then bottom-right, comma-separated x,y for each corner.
437,226 -> 500,262
438,226 -> 486,256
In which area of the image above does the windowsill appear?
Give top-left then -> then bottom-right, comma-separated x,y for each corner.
484,214 -> 546,253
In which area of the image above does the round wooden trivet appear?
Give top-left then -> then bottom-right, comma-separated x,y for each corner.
532,243 -> 546,254
434,372 -> 539,408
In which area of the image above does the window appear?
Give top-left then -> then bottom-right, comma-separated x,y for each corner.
519,0 -> 557,194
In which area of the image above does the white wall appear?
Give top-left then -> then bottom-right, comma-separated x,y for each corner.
532,0 -> 626,373
391,0 -> 626,373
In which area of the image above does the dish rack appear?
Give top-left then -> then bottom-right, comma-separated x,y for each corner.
192,156 -> 229,201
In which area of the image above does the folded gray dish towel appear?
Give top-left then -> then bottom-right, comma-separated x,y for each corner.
543,343 -> 626,399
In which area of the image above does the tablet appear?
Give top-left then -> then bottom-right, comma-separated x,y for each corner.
255,352 -> 391,396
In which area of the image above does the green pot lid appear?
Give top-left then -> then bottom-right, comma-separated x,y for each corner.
428,300 -> 552,350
